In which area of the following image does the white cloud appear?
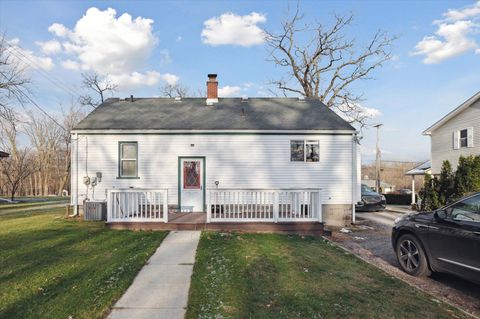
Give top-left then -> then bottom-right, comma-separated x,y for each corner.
159,49 -> 172,66
61,59 -> 80,70
176,35 -> 182,42
201,12 -> 266,47
159,73 -> 179,85
412,2 -> 480,64
110,71 -> 161,87
36,40 -> 62,55
218,85 -> 242,97
443,1 -> 480,21
6,38 -> 54,71
335,103 -> 381,123
412,20 -> 477,64
48,23 -> 70,37
45,7 -> 177,88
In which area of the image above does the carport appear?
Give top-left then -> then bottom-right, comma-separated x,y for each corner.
405,160 -> 431,205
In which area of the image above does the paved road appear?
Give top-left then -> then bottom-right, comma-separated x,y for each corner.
332,210 -> 480,317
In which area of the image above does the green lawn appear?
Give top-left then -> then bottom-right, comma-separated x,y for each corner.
0,208 -> 167,319
186,232 -> 467,319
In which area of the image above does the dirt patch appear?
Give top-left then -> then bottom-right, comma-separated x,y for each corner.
330,220 -> 480,318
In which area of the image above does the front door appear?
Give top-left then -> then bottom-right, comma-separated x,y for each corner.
179,158 -> 204,212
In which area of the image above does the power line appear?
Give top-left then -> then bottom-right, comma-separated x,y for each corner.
6,44 -> 80,98
0,71 -> 67,131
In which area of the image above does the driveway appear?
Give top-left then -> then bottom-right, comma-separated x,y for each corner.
331,209 -> 480,318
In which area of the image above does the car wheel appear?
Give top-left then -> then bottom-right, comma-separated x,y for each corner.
395,234 -> 431,277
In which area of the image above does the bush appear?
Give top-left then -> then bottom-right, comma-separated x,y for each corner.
419,156 -> 480,211
383,193 -> 417,205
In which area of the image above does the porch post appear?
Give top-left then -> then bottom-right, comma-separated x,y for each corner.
163,190 -> 169,223
106,190 -> 111,222
317,189 -> 322,223
206,190 -> 211,223
273,191 -> 279,223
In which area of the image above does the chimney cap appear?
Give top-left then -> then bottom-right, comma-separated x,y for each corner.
207,74 -> 217,80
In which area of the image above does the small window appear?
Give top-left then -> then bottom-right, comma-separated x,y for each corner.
290,140 -> 319,162
305,140 -> 319,162
290,140 -> 305,162
460,129 -> 468,148
119,142 -> 138,177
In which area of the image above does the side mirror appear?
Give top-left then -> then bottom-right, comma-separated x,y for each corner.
434,209 -> 447,221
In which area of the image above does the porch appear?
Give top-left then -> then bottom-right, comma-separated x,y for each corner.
106,188 -> 326,235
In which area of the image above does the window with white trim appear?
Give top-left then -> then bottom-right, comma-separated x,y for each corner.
119,142 -> 138,177
460,129 -> 468,148
290,140 -> 319,162
453,127 -> 474,149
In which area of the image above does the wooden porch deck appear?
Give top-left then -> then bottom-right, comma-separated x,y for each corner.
107,212 -> 328,236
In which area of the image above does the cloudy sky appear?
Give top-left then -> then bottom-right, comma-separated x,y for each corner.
1,0 -> 480,162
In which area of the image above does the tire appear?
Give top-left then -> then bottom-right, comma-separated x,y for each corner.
395,234 -> 431,277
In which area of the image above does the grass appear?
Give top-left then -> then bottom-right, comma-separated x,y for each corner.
186,232 -> 467,319
0,207 -> 167,319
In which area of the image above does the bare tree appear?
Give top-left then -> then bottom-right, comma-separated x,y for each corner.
56,103 -> 85,195
0,113 -> 36,200
266,9 -> 395,125
160,83 -> 190,98
0,148 -> 36,200
0,33 -> 31,120
25,113 -> 63,196
79,71 -> 117,109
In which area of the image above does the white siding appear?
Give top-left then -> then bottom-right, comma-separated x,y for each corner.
71,134 -> 355,206
430,101 -> 480,174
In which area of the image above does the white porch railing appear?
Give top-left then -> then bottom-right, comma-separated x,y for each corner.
107,189 -> 168,223
207,188 -> 322,223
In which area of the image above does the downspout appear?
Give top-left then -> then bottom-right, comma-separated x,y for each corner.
72,133 -> 79,217
352,133 -> 358,224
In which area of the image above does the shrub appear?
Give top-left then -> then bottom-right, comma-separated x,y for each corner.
419,156 -> 480,211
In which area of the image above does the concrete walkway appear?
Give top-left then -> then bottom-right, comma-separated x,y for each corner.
108,231 -> 201,319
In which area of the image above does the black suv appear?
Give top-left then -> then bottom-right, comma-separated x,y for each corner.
392,192 -> 480,284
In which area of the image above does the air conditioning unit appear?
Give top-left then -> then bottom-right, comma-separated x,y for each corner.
84,201 -> 107,221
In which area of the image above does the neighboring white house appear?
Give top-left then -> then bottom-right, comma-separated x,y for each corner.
423,91 -> 480,174
71,74 -> 361,227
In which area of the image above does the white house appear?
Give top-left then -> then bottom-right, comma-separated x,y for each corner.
71,74 -> 361,228
423,91 -> 480,174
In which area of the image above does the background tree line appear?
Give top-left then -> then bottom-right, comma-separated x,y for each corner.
420,156 -> 480,211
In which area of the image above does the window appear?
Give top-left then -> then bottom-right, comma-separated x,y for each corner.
454,127 -> 473,149
290,140 -> 319,162
119,142 -> 138,178
460,129 -> 468,148
290,140 -> 304,162
183,161 -> 201,189
446,194 -> 480,223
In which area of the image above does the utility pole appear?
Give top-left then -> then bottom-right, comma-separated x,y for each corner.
373,124 -> 383,193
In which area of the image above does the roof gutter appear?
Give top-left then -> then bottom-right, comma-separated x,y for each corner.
423,90 -> 480,135
71,129 -> 359,135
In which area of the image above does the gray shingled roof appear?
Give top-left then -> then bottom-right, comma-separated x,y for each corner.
74,97 -> 355,131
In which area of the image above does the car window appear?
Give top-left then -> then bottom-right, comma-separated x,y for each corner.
361,184 -> 375,194
447,194 -> 480,223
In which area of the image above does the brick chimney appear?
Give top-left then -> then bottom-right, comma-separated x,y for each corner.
206,73 -> 218,105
